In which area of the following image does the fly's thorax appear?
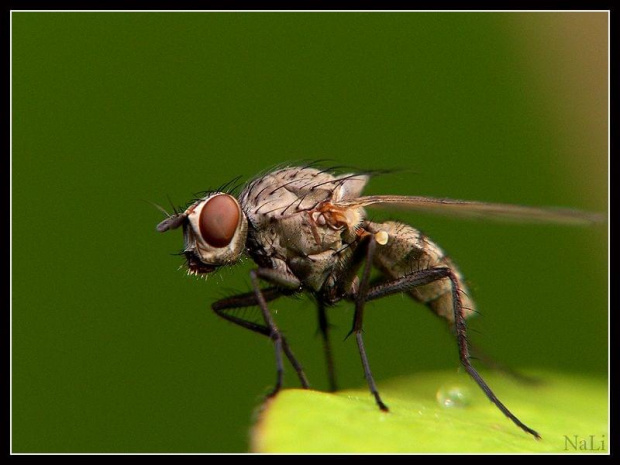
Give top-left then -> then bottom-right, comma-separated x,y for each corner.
182,193 -> 248,273
245,209 -> 360,292
237,166 -> 370,287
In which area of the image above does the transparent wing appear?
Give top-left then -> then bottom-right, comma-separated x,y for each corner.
334,195 -> 606,225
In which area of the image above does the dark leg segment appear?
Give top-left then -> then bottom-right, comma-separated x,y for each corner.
467,341 -> 541,386
211,274 -> 309,394
365,267 -> 541,439
349,236 -> 389,411
401,286 -> 541,385
317,301 -> 338,392
249,270 -> 285,396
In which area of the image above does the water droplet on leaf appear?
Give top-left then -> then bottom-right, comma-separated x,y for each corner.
436,385 -> 471,408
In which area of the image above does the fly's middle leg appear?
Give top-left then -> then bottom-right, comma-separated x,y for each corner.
348,235 -> 389,411
317,301 -> 338,392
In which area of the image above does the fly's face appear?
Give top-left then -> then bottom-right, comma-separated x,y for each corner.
184,193 -> 248,273
157,193 -> 248,275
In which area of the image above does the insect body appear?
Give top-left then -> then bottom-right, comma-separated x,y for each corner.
157,166 -> 603,439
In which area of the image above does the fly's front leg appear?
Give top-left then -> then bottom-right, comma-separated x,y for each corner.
366,268 -> 541,439
249,270 -> 286,397
348,235 -> 389,411
211,269 -> 309,397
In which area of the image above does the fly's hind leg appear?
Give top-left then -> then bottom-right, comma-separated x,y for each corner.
466,340 -> 542,385
421,296 -> 541,385
211,269 -> 309,398
421,290 -> 540,385
365,267 -> 541,439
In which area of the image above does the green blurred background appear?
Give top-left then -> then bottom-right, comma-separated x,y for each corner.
12,12 -> 607,452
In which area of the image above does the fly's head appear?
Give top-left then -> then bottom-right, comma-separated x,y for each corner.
156,193 -> 248,275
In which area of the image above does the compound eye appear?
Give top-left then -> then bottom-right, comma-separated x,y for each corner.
198,194 -> 241,248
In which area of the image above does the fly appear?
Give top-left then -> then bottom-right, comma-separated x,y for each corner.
156,165 -> 605,439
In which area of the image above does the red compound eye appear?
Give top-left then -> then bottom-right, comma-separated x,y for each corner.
198,194 -> 241,248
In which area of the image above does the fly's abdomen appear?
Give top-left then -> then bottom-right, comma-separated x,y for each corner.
366,221 -> 476,322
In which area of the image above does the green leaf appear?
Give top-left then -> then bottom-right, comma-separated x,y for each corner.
250,370 -> 607,453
